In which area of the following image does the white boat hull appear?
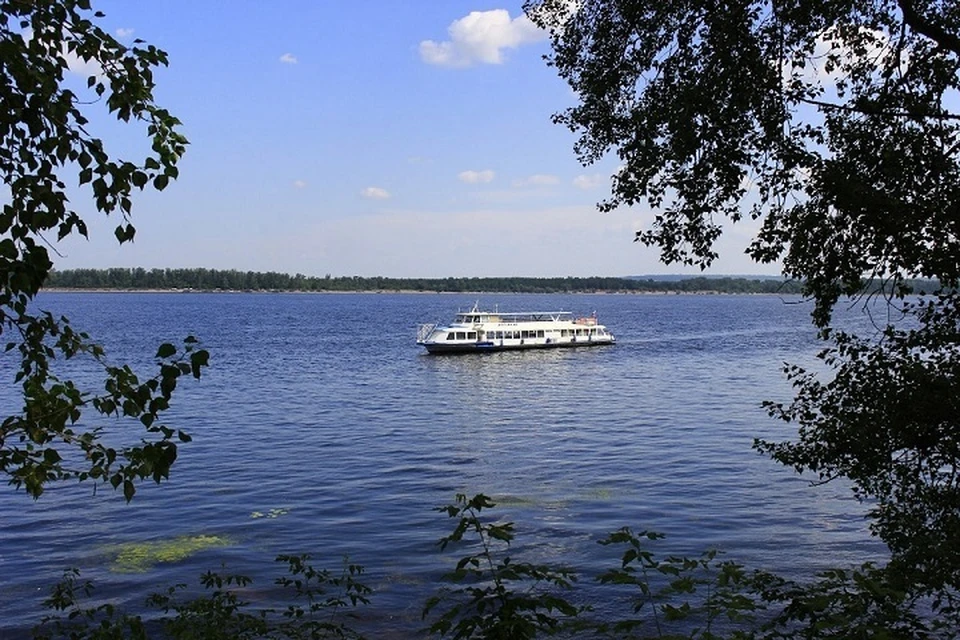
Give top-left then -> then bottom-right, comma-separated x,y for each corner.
421,338 -> 613,354
417,306 -> 615,354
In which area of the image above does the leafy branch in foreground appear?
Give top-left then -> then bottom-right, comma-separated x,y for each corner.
528,0 -> 960,615
2,326 -> 209,500
272,554 -> 372,640
147,572 -> 267,640
34,556 -> 372,640
596,527 -> 764,639
29,493 -> 960,638
422,493 -> 581,639
756,563 -> 957,640
757,293 -> 960,594
33,568 -> 149,640
0,0 -> 196,501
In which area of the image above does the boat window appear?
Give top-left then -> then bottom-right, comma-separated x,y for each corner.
560,330 -> 567,337
446,333 -> 455,340
468,332 -> 477,339
537,330 -> 544,338
456,331 -> 466,340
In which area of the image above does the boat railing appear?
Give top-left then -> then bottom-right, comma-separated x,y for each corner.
417,323 -> 437,343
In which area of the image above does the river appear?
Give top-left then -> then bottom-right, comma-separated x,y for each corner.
0,292 -> 886,637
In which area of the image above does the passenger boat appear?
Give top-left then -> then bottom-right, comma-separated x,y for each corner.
417,304 -> 615,354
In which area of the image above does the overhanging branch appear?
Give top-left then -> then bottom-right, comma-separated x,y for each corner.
799,96 -> 960,121
897,0 -> 960,57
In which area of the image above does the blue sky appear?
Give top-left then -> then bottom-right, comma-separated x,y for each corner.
53,1 -> 775,278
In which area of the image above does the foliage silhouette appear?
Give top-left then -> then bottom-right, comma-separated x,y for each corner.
528,0 -> 960,616
0,0 -> 205,500
33,495 -> 957,638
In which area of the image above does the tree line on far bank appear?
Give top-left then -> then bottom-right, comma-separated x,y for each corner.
46,267 -> 811,294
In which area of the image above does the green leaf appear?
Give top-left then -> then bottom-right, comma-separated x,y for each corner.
155,343 -> 176,359
190,349 -> 209,379
123,480 -> 136,502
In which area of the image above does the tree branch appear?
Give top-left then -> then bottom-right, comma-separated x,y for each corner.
897,0 -> 960,57
799,96 -> 960,121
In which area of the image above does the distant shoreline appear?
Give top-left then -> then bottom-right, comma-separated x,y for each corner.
41,287 -> 802,297
44,269 -> 813,296
44,269 -> 942,297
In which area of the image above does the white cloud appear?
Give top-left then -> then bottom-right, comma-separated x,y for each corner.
293,180 -> 307,189
279,53 -> 298,64
419,9 -> 546,68
513,174 -> 560,187
115,28 -> 134,39
362,186 -> 391,199
64,49 -> 102,78
573,174 -> 605,190
22,27 -> 103,77
458,169 -> 495,184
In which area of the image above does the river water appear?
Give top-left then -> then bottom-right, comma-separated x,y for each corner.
0,292 -> 887,637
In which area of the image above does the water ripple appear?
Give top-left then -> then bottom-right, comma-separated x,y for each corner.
0,292 -> 887,636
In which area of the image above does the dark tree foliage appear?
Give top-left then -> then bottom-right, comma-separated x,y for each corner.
528,0 -> 960,324
760,294 -> 960,593
44,267 -> 811,294
527,0 -> 960,608
0,1 -> 206,500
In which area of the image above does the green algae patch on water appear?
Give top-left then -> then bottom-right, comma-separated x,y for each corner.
582,487 -> 614,500
107,534 -> 232,573
490,494 -> 537,507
